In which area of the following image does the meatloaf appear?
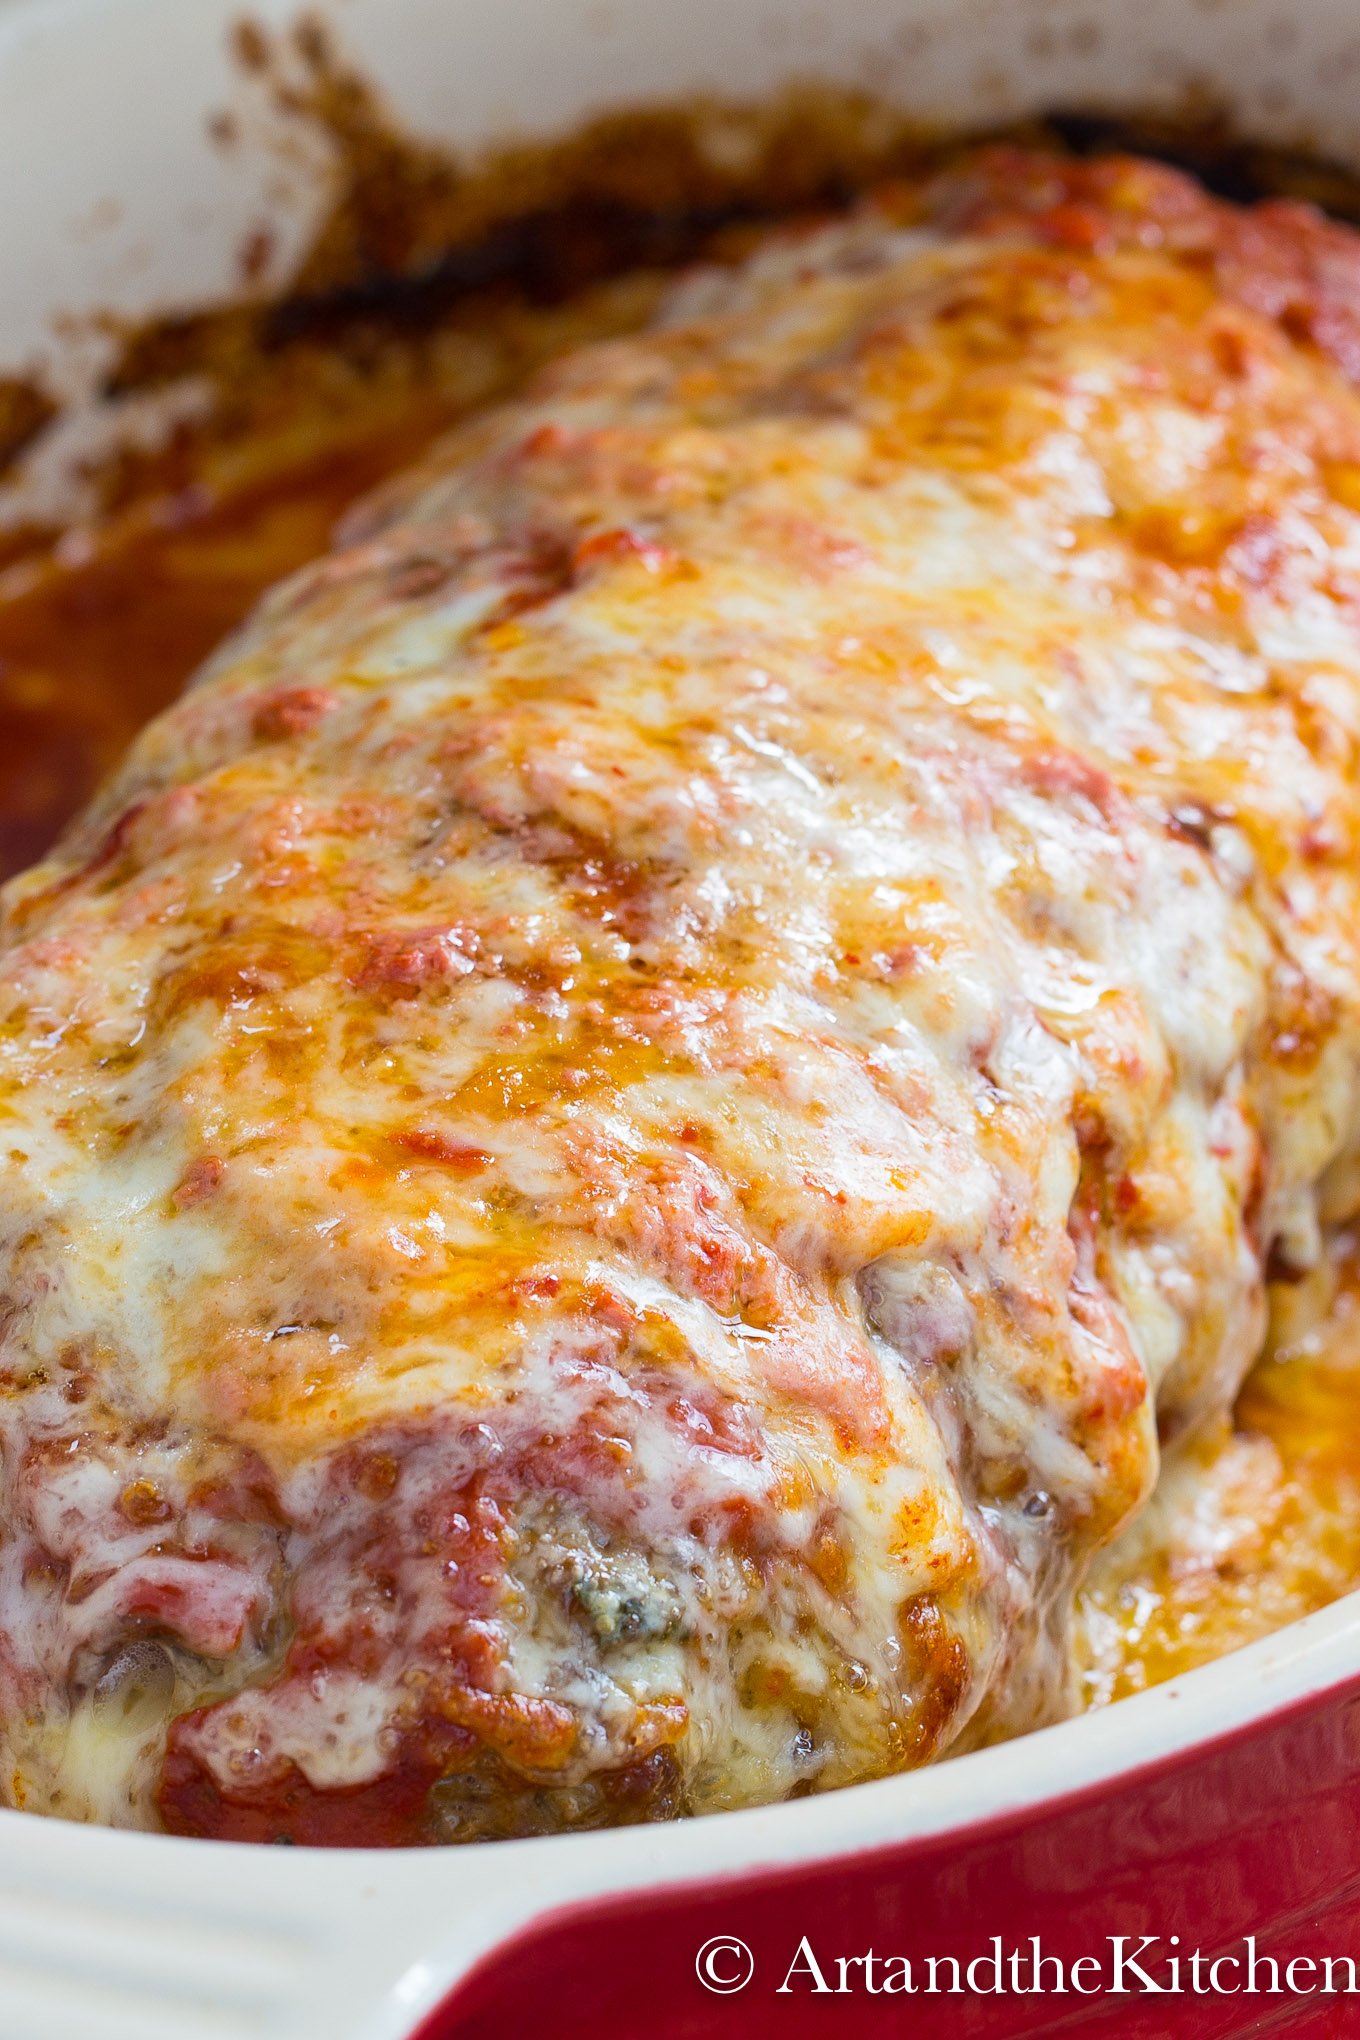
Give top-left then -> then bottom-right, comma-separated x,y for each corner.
2,146 -> 1360,1842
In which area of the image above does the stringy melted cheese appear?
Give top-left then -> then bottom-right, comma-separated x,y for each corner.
4,147 -> 1360,1838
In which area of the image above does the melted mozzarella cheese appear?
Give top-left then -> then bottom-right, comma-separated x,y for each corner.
3,146 -> 1360,1838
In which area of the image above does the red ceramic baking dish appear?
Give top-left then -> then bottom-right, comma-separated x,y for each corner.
3,1 -> 1360,2035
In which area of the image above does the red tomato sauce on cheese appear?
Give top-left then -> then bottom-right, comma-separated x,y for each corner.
4,144 -> 1360,1842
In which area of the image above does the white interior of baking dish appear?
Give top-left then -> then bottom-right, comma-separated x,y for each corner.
6,0 -> 1360,379
1,0 -> 1359,2035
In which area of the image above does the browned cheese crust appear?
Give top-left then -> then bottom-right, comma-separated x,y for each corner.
2,149 -> 1360,1841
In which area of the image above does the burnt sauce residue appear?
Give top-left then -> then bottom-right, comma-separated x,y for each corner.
5,55 -> 1360,880
0,56 -> 964,881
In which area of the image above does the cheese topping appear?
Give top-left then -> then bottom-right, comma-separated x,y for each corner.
3,147 -> 1360,1839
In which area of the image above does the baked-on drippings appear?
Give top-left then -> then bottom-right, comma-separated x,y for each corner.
5,146 -> 1360,1841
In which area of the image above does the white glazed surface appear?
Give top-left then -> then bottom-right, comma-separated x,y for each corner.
2,0 -> 1360,2033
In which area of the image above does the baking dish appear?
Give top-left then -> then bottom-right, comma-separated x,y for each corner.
3,0 -> 1360,2033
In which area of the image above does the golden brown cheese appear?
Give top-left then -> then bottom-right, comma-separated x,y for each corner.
4,147 -> 1360,1841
